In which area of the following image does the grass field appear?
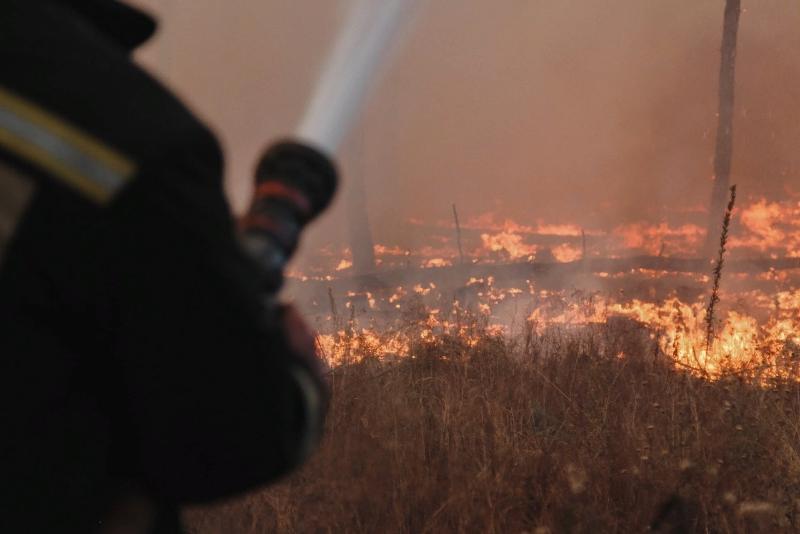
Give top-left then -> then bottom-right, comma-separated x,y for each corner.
185,316 -> 800,533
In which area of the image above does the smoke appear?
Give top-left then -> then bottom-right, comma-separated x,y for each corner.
353,0 -> 800,252
130,0 -> 800,268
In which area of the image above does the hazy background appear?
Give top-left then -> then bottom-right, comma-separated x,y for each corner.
127,0 -> 800,262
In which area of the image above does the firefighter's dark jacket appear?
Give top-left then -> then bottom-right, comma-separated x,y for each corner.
0,1 -> 322,531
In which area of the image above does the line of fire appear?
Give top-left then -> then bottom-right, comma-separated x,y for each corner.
280,0 -> 800,384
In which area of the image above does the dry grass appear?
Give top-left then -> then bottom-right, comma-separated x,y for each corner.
185,319 -> 800,533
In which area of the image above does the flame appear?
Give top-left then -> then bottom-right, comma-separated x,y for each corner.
314,273 -> 800,382
480,231 -> 537,260
534,223 -> 584,237
413,283 -> 435,295
374,244 -> 406,256
552,243 -> 583,263
298,197 -> 800,383
292,197 -> 800,281
465,212 -> 585,237
612,222 -> 706,256
730,198 -> 800,256
422,258 -> 451,268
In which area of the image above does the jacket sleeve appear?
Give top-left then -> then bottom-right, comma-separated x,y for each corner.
107,135 -> 324,503
0,0 -> 325,503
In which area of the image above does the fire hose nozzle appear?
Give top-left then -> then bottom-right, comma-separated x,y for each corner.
240,140 -> 338,292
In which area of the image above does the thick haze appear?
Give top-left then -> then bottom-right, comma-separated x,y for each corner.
129,0 -> 800,260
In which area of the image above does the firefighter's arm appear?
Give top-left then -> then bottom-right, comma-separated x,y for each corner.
108,141 -> 327,504
0,0 -> 327,504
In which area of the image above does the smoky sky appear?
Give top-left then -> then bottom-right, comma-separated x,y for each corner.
129,0 -> 800,259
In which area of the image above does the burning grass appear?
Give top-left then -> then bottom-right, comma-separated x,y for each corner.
311,278 -> 800,383
292,197 -> 800,275
187,190 -> 800,531
185,316 -> 800,533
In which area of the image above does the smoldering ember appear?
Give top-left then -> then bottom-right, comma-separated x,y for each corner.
17,0 -> 799,532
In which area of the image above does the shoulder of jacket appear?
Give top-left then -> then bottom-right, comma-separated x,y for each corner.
0,4 -> 224,204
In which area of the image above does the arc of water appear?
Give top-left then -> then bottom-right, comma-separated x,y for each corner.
296,0 -> 419,155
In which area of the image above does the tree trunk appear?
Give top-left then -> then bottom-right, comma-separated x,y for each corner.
347,162 -> 376,275
452,204 -> 465,265
706,0 -> 741,254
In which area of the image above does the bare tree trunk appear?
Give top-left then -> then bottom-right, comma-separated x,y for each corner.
452,204 -> 465,265
347,169 -> 376,275
706,0 -> 741,255
581,229 -> 587,260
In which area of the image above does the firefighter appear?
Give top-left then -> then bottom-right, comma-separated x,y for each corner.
0,1 -> 332,532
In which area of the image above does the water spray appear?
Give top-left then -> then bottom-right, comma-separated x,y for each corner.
241,0 -> 419,290
297,0 -> 419,156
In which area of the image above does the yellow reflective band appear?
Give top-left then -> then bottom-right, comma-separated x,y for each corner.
0,85 -> 136,204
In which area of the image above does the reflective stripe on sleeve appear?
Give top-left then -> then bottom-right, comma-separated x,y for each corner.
0,85 -> 136,204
